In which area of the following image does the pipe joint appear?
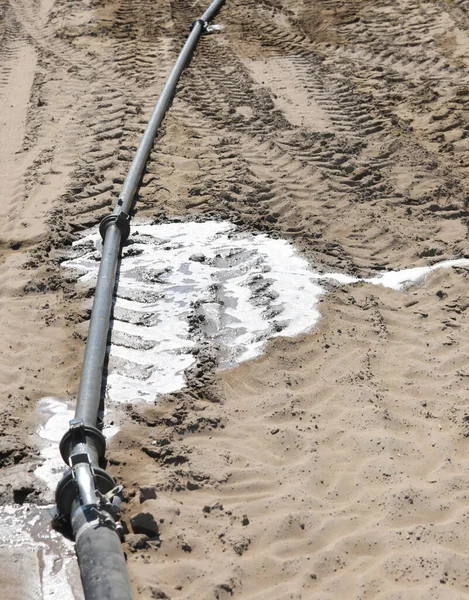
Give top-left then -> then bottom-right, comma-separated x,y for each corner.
99,211 -> 130,242
73,456 -> 99,507
68,477 -> 125,542
72,504 -> 121,543
190,18 -> 207,31
55,418 -> 116,524
55,462 -> 118,524
59,418 -> 106,466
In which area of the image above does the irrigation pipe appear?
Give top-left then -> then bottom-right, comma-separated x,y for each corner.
54,1 -> 226,598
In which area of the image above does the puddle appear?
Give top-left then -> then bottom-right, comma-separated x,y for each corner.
63,220 -> 469,404
0,504 -> 83,600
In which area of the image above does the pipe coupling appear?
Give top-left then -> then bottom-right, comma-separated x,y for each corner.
59,418 -> 106,465
99,211 -> 130,242
55,462 -> 118,523
190,18 -> 207,31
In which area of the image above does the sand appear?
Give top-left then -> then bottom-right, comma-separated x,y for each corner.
2,0 -> 469,598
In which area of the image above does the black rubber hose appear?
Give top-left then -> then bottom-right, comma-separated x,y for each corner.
73,507 -> 133,600
55,2 -> 227,599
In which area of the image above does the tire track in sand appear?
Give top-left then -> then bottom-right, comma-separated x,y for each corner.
141,0 -> 467,274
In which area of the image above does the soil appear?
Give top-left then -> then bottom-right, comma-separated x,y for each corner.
2,0 -> 469,598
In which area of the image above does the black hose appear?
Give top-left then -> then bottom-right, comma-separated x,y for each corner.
73,506 -> 133,600
54,1 -> 227,598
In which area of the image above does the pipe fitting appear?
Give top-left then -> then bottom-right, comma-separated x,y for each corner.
190,18 -> 207,31
56,418 -> 114,522
99,211 -> 130,242
59,418 -> 106,466
55,461 -> 117,522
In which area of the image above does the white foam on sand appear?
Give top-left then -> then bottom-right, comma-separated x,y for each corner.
365,258 -> 469,290
63,220 -> 469,404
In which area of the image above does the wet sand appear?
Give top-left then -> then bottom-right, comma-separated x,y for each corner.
2,0 -> 469,598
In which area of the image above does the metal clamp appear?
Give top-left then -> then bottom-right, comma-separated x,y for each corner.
99,211 -> 130,242
55,464 -> 117,521
72,484 -> 124,540
97,485 -> 123,522
59,419 -> 106,465
70,451 -> 93,469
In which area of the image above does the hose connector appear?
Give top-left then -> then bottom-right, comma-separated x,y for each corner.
55,418 -> 117,524
190,18 -> 207,32
99,211 -> 130,242
59,417 -> 106,465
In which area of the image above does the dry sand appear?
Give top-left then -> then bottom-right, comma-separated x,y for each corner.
3,0 -> 469,598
